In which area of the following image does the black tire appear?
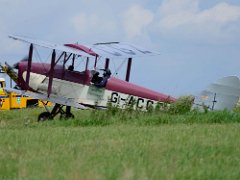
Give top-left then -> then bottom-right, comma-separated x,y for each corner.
38,112 -> 51,122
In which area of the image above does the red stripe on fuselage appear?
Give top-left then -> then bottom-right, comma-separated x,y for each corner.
106,77 -> 176,102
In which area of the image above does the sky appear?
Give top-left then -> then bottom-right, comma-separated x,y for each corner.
0,0 -> 240,97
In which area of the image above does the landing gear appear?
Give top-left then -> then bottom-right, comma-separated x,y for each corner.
38,103 -> 75,122
38,112 -> 52,122
60,106 -> 75,119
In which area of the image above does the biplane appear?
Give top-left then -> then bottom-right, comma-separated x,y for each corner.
3,35 -> 176,121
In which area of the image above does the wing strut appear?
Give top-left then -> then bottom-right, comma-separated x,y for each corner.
94,55 -> 98,69
105,58 -> 110,70
125,58 -> 132,82
85,57 -> 89,71
47,49 -> 56,97
26,43 -> 33,88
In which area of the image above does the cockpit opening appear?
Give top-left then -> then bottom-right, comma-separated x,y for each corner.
91,69 -> 111,88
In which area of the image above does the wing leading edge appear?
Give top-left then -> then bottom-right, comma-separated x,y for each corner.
9,35 -> 94,58
9,35 -> 160,59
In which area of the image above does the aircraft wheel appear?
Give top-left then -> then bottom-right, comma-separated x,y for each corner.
38,112 -> 51,122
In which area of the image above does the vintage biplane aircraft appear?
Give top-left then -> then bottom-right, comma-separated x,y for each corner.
3,35 -> 176,121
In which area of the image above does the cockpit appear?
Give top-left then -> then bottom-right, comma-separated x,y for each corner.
91,69 -> 111,87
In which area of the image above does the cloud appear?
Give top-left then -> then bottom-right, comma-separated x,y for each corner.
198,2 -> 240,24
71,12 -> 117,36
122,4 -> 154,38
159,0 -> 199,15
156,0 -> 240,42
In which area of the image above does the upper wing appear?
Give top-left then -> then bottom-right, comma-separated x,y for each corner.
89,42 -> 160,58
9,35 -> 160,59
9,35 -> 94,57
4,87 -> 87,110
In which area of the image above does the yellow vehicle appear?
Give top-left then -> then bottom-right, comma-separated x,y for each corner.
0,78 -> 51,110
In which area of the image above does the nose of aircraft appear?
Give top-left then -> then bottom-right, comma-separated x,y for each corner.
2,62 -> 18,83
13,57 -> 28,69
13,62 -> 19,69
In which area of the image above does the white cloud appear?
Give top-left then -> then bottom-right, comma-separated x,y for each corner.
159,0 -> 199,15
196,3 -> 240,24
122,5 -> 154,38
71,12 -> 117,37
156,0 -> 240,41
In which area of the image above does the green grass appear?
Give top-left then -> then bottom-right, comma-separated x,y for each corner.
0,108 -> 240,179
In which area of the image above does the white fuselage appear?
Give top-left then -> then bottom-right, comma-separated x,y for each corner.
25,72 -> 163,110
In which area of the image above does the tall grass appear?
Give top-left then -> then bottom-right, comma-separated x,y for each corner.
0,121 -> 239,179
0,105 -> 240,179
1,96 -> 240,129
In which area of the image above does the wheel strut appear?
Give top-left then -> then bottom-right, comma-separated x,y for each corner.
38,103 -> 75,121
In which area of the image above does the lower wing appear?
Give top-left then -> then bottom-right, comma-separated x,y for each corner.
4,87 -> 87,110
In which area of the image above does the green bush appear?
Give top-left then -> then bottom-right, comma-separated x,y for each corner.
168,96 -> 194,114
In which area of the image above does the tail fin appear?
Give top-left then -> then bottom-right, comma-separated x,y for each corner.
194,76 -> 240,111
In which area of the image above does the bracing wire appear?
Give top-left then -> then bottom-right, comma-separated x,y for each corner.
113,58 -> 128,77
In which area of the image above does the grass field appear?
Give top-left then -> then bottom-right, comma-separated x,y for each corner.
0,108 -> 240,179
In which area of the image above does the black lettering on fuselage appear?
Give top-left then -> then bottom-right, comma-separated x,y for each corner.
110,92 -> 158,110
147,100 -> 154,109
111,92 -> 119,103
137,98 -> 144,109
128,96 -> 135,106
